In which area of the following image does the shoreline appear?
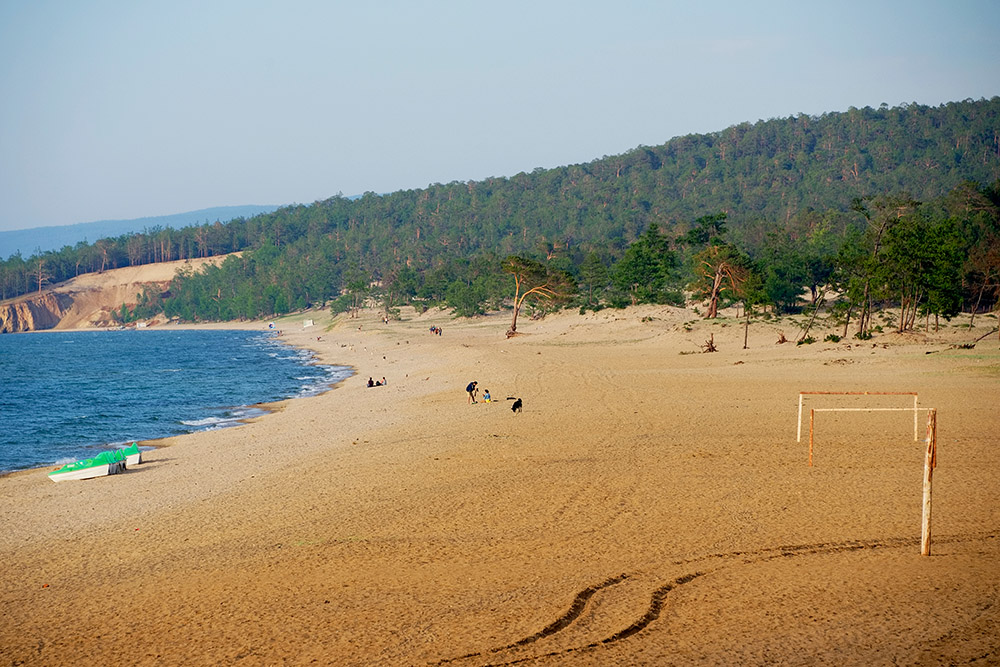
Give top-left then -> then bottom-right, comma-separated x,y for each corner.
2,304 -> 998,665
0,320 -> 353,479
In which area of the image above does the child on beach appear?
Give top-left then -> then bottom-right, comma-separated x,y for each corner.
483,389 -> 491,402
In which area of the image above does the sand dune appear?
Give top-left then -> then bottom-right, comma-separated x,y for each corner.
1,304 -> 997,665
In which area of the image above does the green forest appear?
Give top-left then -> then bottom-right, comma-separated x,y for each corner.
3,97 -> 1000,337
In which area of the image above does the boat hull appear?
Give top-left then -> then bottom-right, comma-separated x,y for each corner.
121,442 -> 143,467
48,460 -> 125,483
47,444 -> 140,482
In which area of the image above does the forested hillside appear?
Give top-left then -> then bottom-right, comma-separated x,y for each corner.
3,98 -> 999,335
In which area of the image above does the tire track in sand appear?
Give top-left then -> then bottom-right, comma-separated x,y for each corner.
433,573 -> 629,664
432,530 -> 997,666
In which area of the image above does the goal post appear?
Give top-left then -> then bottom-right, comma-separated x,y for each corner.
801,399 -> 938,557
921,408 -> 937,557
797,391 -> 918,443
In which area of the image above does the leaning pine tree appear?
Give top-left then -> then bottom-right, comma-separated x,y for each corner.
691,244 -> 748,319
502,255 -> 576,338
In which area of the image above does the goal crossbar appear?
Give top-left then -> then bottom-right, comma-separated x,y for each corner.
811,407 -> 922,412
797,391 -> 918,443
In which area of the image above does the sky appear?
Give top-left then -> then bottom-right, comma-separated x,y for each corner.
1,1 -> 999,233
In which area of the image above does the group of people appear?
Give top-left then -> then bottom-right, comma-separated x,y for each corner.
367,377 -> 387,387
465,381 -> 491,404
429,326 -> 443,336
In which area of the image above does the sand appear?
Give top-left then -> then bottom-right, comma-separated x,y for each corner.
1,304 -> 998,666
50,256 -> 233,329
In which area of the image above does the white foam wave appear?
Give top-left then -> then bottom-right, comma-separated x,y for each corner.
181,407 -> 268,431
181,416 -> 229,427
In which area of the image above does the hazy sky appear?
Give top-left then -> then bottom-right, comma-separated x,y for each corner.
1,1 -> 998,233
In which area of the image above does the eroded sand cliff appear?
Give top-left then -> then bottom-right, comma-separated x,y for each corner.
0,255 -> 232,333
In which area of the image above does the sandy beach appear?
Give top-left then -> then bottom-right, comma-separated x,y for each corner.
1,305 -> 998,666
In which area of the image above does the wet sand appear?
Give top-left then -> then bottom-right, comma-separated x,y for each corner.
1,305 -> 998,665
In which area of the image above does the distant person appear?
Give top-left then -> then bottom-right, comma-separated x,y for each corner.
382,377 -> 387,386
466,381 -> 478,404
368,377 -> 375,387
483,389 -> 491,403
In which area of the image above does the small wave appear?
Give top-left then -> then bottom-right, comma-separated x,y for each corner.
180,407 -> 268,430
180,417 -> 228,427
289,366 -> 352,398
186,420 -> 237,431
230,407 -> 268,420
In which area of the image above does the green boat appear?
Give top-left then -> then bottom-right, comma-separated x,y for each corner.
47,442 -> 142,483
120,442 -> 142,467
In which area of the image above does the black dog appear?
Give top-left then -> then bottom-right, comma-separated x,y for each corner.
511,398 -> 522,413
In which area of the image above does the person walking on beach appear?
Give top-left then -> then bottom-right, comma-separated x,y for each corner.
466,381 -> 478,404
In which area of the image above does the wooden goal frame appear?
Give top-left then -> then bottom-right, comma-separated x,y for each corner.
801,401 -> 938,556
797,391 -> 919,443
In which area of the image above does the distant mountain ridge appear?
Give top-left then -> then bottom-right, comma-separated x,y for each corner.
0,205 -> 282,259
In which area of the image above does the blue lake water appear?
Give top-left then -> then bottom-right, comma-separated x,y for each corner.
0,329 -> 351,473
